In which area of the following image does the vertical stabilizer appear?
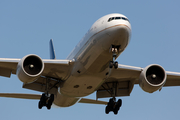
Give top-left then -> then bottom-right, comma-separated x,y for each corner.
49,39 -> 56,59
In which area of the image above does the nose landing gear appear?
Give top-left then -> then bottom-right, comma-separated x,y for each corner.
109,45 -> 120,69
109,61 -> 118,69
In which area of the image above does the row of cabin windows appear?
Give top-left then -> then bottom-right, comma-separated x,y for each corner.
108,17 -> 129,22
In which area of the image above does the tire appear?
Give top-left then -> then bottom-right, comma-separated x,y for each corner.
46,104 -> 51,110
49,94 -> 54,102
108,98 -> 114,106
117,99 -> 122,107
49,94 -> 54,106
40,93 -> 46,102
38,101 -> 43,109
46,94 -> 54,110
114,61 -> 118,69
113,99 -> 122,115
109,61 -> 114,68
113,109 -> 118,115
105,106 -> 110,114
40,93 -> 47,106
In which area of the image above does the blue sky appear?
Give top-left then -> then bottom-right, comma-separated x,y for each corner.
0,0 -> 180,120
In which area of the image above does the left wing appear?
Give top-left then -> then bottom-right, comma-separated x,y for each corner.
96,64 -> 180,99
0,57 -> 74,94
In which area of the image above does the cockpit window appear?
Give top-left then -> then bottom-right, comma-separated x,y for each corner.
115,17 -> 121,19
108,17 -> 129,22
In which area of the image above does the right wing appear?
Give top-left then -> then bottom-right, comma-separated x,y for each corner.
0,58 -> 20,77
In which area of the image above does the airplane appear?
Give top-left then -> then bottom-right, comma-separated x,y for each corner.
0,13 -> 180,115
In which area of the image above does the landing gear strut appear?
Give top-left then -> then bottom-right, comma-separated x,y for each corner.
109,45 -> 120,69
105,98 -> 122,115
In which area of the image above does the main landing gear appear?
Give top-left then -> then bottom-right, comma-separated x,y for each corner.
38,77 -> 55,110
104,82 -> 122,115
38,93 -> 54,110
105,97 -> 122,115
109,45 -> 120,69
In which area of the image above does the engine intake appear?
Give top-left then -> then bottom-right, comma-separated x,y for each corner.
139,64 -> 167,93
23,55 -> 43,75
16,54 -> 44,83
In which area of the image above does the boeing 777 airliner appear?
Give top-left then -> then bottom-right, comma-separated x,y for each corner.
0,13 -> 180,115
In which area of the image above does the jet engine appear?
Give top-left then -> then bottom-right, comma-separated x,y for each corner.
139,64 -> 167,93
16,54 -> 44,83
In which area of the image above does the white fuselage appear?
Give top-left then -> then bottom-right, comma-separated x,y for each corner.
53,13 -> 131,107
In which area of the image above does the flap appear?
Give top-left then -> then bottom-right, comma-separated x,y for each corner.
96,80 -> 135,98
23,76 -> 61,94
0,93 -> 41,100
0,58 -> 20,75
79,98 -> 107,105
96,64 -> 142,98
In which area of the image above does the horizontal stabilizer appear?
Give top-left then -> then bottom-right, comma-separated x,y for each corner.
79,98 -> 107,105
0,93 -> 41,100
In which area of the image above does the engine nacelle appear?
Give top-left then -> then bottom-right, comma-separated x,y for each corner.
139,64 -> 167,93
16,54 -> 44,84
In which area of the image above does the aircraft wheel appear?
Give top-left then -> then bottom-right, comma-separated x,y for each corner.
114,61 -> 118,69
40,93 -> 46,103
38,93 -> 47,109
113,99 -> 122,115
109,61 -> 114,68
105,106 -> 110,114
105,98 -> 115,114
113,109 -> 118,115
117,99 -> 122,107
38,101 -> 43,109
46,94 -> 54,110
46,104 -> 51,110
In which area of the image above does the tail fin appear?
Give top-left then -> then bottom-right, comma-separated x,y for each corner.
49,39 -> 56,59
